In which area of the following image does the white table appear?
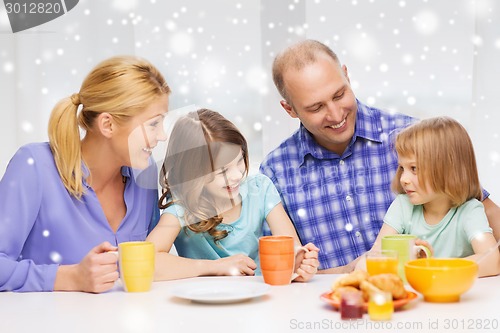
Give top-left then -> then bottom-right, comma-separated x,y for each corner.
2,274 -> 499,333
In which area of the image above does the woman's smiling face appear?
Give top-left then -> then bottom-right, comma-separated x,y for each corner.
124,95 -> 169,169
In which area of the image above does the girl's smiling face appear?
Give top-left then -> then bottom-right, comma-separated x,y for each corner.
204,146 -> 246,205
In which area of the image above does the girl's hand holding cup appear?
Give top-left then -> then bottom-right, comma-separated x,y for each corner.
292,242 -> 320,282
414,238 -> 434,258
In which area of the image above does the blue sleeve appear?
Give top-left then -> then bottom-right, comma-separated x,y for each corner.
259,157 -> 278,186
257,164 -> 278,237
259,174 -> 282,217
161,204 -> 185,227
0,146 -> 58,292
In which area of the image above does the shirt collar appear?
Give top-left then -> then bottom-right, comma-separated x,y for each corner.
354,100 -> 384,143
297,99 -> 383,165
81,163 -> 130,188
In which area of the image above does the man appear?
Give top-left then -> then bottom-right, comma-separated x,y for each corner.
260,39 -> 500,273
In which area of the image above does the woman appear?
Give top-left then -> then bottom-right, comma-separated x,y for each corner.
0,56 -> 171,292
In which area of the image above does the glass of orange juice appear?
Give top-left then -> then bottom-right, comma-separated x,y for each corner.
366,250 -> 398,276
368,290 -> 393,321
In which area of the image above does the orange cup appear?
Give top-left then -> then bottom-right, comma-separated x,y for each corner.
259,236 -> 298,285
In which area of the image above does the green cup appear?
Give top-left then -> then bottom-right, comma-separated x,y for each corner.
381,235 -> 431,283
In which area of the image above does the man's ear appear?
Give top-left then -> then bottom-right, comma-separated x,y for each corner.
96,113 -> 114,138
280,100 -> 298,119
342,64 -> 351,84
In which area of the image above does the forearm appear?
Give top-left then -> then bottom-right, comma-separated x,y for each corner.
467,253 -> 500,278
483,197 -> 500,241
318,256 -> 362,274
354,254 -> 367,271
153,252 -> 216,281
318,265 -> 354,274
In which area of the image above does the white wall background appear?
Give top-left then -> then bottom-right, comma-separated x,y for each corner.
0,0 -> 498,202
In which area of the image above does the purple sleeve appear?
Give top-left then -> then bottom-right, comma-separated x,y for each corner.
0,146 -> 59,292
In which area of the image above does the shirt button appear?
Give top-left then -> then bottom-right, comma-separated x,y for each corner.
355,231 -> 361,237
339,160 -> 345,165
346,195 -> 352,201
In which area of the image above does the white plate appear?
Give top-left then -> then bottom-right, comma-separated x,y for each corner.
170,279 -> 270,304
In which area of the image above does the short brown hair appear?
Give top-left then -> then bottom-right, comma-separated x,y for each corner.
392,116 -> 482,206
272,39 -> 340,102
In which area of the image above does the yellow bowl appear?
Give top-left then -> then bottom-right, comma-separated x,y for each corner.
405,258 -> 478,302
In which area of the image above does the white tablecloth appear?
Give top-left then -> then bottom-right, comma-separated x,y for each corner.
2,274 -> 499,333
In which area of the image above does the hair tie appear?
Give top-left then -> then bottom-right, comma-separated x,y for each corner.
70,93 -> 81,106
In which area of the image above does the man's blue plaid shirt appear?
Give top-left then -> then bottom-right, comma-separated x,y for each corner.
260,100 -> 416,269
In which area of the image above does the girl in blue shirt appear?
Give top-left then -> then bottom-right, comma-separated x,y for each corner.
147,109 -> 319,280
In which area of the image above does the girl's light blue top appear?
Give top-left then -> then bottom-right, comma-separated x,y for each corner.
163,173 -> 281,274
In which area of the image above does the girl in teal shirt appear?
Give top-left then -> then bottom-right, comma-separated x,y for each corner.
147,109 -> 319,280
366,116 -> 499,277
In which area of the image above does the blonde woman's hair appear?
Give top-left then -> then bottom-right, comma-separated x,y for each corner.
159,109 -> 249,243
48,56 -> 170,198
392,116 -> 482,206
272,39 -> 340,102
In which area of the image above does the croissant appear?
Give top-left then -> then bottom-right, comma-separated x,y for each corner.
367,273 -> 407,300
331,270 -> 369,290
359,280 -> 381,301
329,286 -> 360,302
332,270 -> 408,303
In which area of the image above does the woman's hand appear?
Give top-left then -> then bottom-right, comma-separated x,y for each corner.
213,254 -> 257,276
55,242 -> 119,293
293,243 -> 320,282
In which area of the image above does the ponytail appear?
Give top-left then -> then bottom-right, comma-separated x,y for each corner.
47,55 -> 171,199
48,94 -> 84,198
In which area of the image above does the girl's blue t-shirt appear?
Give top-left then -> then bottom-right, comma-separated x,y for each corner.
162,173 -> 281,274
